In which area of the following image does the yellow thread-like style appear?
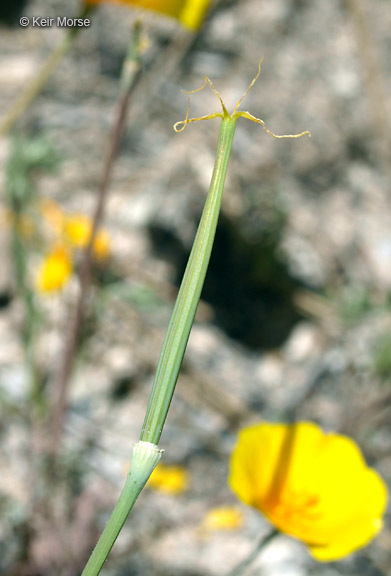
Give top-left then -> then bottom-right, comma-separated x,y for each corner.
237,111 -> 311,139
173,77 -> 225,132
233,57 -> 264,115
174,59 -> 311,139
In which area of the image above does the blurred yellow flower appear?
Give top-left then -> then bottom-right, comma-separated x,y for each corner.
148,463 -> 189,493
64,215 -> 110,260
202,506 -> 244,531
229,422 -> 388,562
36,245 -> 73,293
35,201 -> 111,293
1,208 -> 36,239
64,215 -> 91,247
84,0 -> 211,31
92,228 -> 111,260
39,198 -> 65,235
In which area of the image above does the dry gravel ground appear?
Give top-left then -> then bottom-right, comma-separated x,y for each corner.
0,0 -> 390,575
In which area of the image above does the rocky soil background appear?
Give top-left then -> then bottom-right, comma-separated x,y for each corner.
0,0 -> 390,575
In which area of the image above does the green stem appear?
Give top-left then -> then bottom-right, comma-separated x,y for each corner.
11,217 -> 42,409
81,442 -> 162,576
80,114 -> 237,575
141,114 -> 236,445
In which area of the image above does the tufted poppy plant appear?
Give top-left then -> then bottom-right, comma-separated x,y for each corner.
84,0 -> 212,30
229,421 -> 388,561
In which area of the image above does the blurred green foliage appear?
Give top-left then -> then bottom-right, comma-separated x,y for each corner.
6,135 -> 60,211
373,331 -> 391,381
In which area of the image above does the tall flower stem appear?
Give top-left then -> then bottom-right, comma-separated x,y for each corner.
81,113 -> 237,576
141,113 -> 236,444
80,61 -> 309,575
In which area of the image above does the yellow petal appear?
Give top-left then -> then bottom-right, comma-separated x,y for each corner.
229,422 -> 321,507
64,214 -> 110,259
309,514 -> 384,561
84,0 -> 211,30
147,463 -> 189,493
229,421 -> 388,561
64,214 -> 91,248
309,465 -> 387,560
179,0 -> 211,30
93,229 -> 111,260
36,245 -> 72,292
304,435 -> 388,541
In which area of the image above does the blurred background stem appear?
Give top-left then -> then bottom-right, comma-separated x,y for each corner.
10,218 -> 41,407
225,528 -> 279,576
0,5 -> 93,139
5,136 -> 58,415
49,21 -> 143,454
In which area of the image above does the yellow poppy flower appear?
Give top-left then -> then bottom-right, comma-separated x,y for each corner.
64,215 -> 110,260
84,0 -> 211,31
202,506 -> 244,531
36,245 -> 73,292
147,463 -> 189,493
229,422 -> 388,561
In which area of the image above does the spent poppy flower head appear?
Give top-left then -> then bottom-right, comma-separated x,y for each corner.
229,421 -> 388,561
84,0 -> 211,31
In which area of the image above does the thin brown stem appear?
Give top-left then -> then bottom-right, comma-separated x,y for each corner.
225,528 -> 279,576
49,22 -> 143,454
